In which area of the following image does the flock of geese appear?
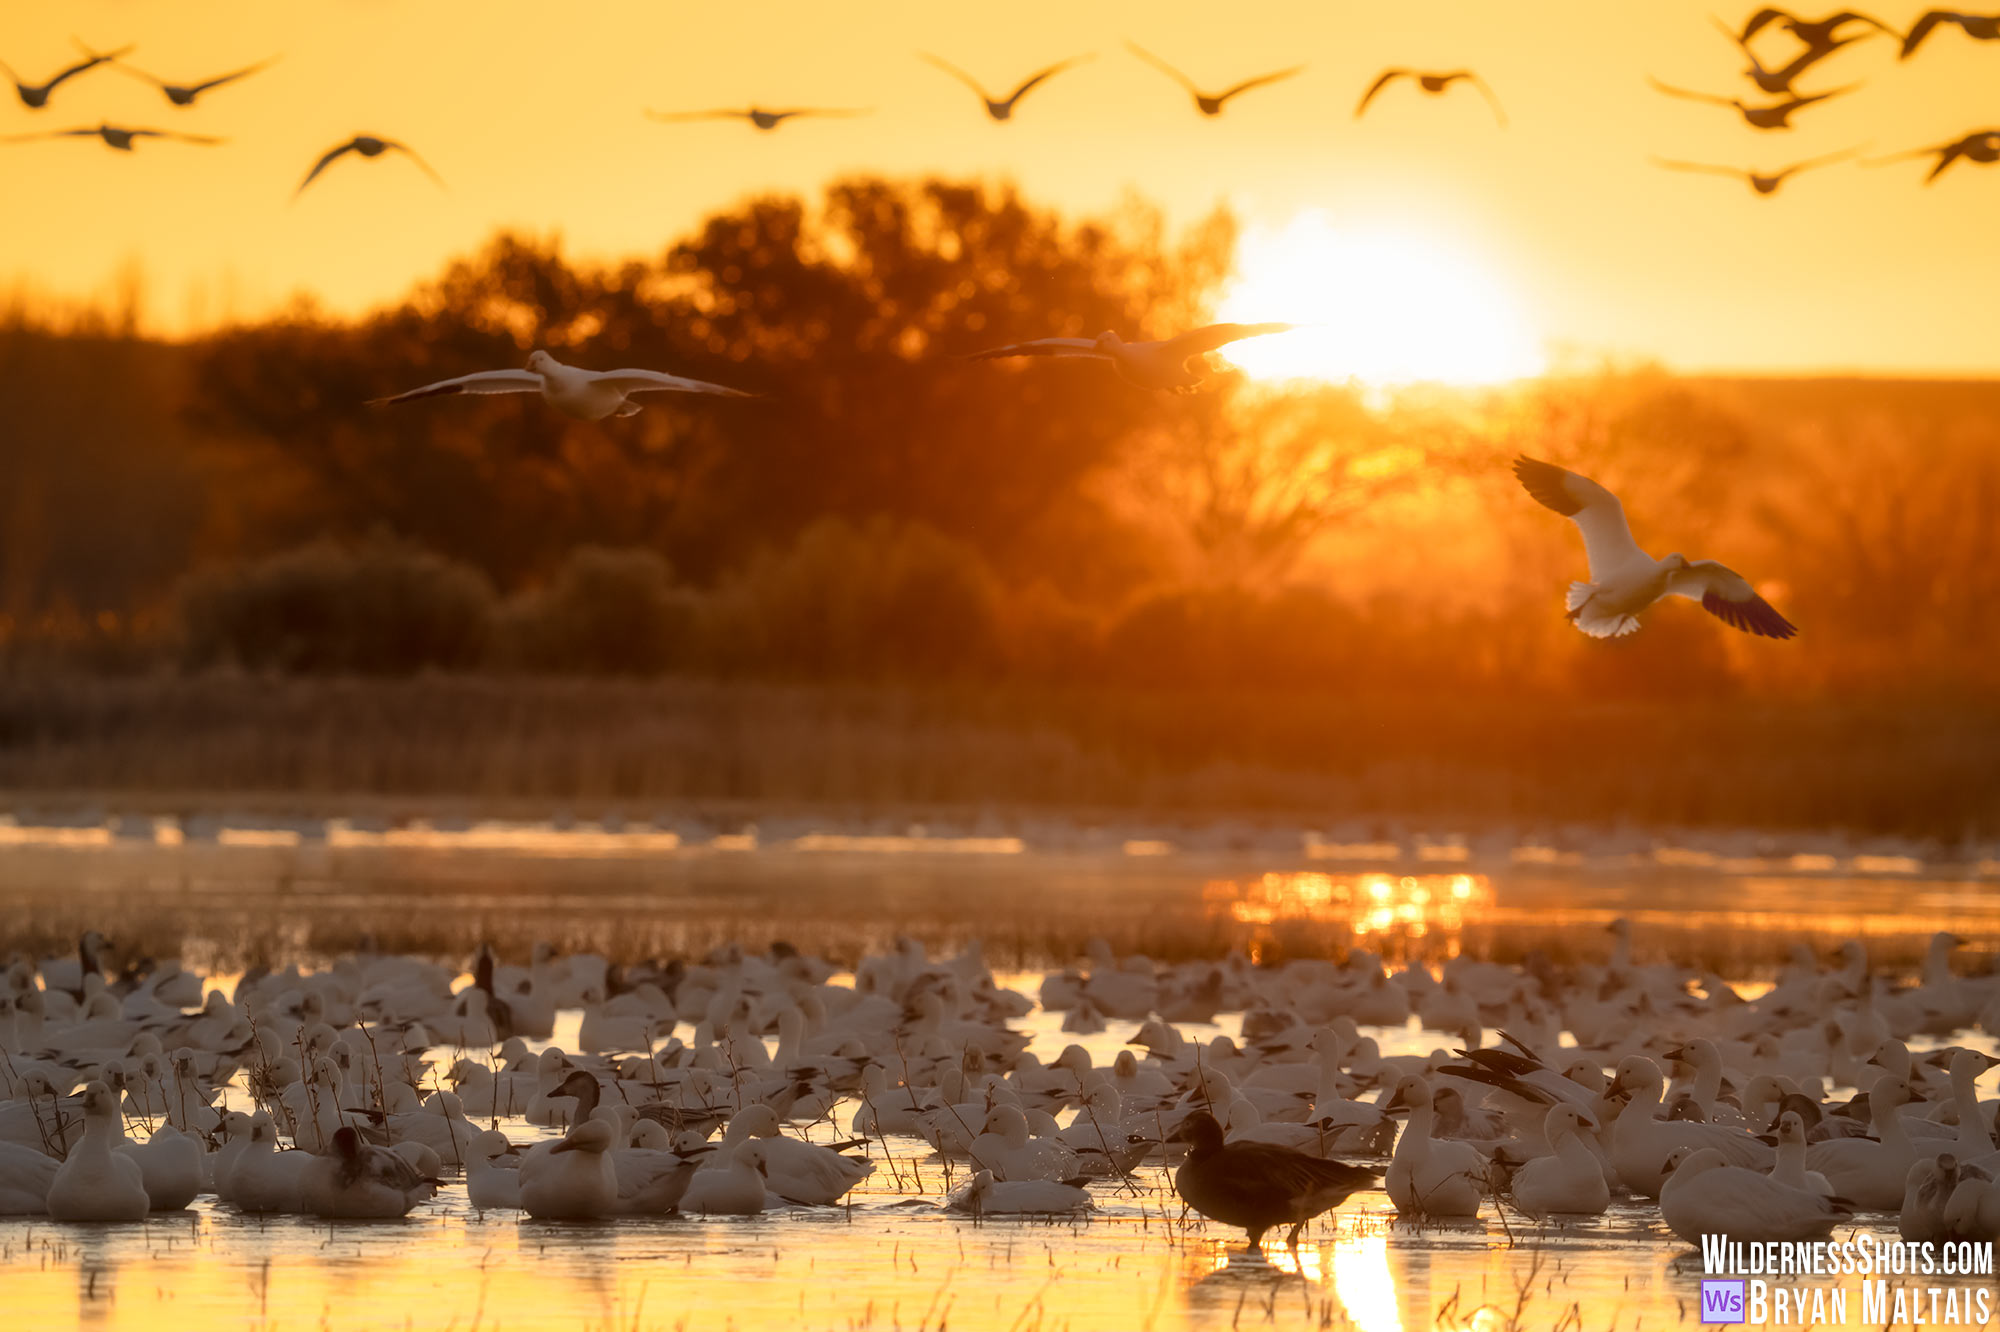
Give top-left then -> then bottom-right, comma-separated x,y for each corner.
3,923 -> 1998,1257
4,9 -> 1993,195
1649,7 -> 1999,193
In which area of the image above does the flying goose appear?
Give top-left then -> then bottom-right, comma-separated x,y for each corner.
1650,147 -> 1860,194
1512,456 -> 1798,640
1355,70 -> 1506,126
645,106 -> 870,131
1124,44 -> 1304,116
296,135 -> 443,197
114,56 -> 277,106
2,124 -> 223,151
375,350 -> 753,420
964,322 -> 1296,393
1901,10 -> 2000,57
1712,18 -> 1873,92
1868,129 -> 2000,181
920,52 -> 1091,121
0,43 -> 130,109
1649,78 -> 1856,128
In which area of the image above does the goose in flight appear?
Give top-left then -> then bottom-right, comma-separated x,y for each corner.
965,322 -> 1296,394
645,106 -> 870,131
373,350 -> 753,421
1735,8 -> 1894,50
115,56 -> 277,106
296,135 -> 442,197
1648,78 -> 1855,129
1712,19 -> 1872,92
1867,129 -> 2000,181
1,43 -> 131,109
920,53 -> 1091,121
1902,10 -> 2000,56
3,124 -> 223,152
1512,456 -> 1797,640
1124,44 -> 1304,116
1355,70 -> 1507,126
1650,147 -> 1859,194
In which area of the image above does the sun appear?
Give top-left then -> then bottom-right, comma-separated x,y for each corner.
1213,211 -> 1545,389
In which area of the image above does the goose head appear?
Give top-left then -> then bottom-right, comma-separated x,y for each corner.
79,1079 -> 119,1122
526,350 -> 558,375
1382,1074 -> 1431,1115
1166,1110 -> 1226,1152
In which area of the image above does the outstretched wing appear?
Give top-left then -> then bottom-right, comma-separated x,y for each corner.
964,337 -> 1103,361
372,369 -> 542,406
296,139 -> 357,195
1164,322 -> 1296,357
1649,78 -> 1734,108
1005,55 -> 1091,107
646,108 -> 753,122
381,138 -> 445,188
1900,11 -> 1951,56
1788,82 -> 1859,111
920,53 -> 992,101
597,369 -> 754,398
1651,156 -> 1746,179
188,58 -> 278,96
1215,66 -> 1306,103
1740,7 -> 1796,39
1511,456 -> 1647,580
1126,43 -> 1198,93
1355,69 -> 1409,117
1462,72 -> 1509,127
1667,560 -> 1798,638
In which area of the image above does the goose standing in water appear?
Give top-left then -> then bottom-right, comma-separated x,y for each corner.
1172,1110 -> 1379,1248
1383,1075 -> 1488,1218
301,1127 -> 437,1219
47,1082 -> 151,1222
965,323 -> 1296,394
1507,1104 -> 1611,1217
374,350 -> 752,421
1512,456 -> 1798,639
919,53 -> 1091,122
1124,45 -> 1303,117
519,1119 -> 618,1219
1659,1146 -> 1854,1244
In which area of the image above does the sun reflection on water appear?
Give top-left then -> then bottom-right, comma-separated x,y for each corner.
1207,871 -> 1492,946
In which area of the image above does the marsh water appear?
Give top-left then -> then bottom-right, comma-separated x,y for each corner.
4,818 -> 1998,1331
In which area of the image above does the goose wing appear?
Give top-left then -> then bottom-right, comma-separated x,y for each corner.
920,53 -> 992,100
1355,69 -> 1410,116
1126,44 -> 1199,93
372,369 -> 542,405
1164,322 -> 1296,357
1216,66 -> 1306,102
185,58 -> 278,97
965,337 -> 1104,361
1511,456 -> 1647,580
1900,11 -> 1953,56
1005,56 -> 1091,106
595,368 -> 754,398
1666,560 -> 1797,639
296,139 -> 359,195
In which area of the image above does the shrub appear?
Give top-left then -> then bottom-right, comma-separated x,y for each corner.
175,537 -> 495,675
500,546 -> 692,675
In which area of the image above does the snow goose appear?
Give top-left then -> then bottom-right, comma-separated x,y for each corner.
969,1104 -> 1080,1183
1943,1162 -> 2000,1241
721,1104 -> 873,1204
967,323 -> 1297,395
1805,1074 -> 1932,1208
46,1081 -> 150,1221
295,135 -> 443,197
116,1122 -> 202,1211
0,1140 -> 59,1214
464,1130 -> 522,1212
302,1126 -> 437,1219
519,1119 -> 618,1220
1607,1056 -> 1773,1198
1658,1146 -> 1853,1244
677,1140 -> 771,1215
1902,1153 -> 1971,1242
946,1169 -> 1091,1215
1768,1111 -> 1835,1196
1383,1074 -> 1489,1218
375,351 -> 751,423
919,52 -> 1091,122
1508,1105 -> 1610,1218
229,1117 -> 314,1214
1124,44 -> 1303,117
1170,1110 -> 1377,1248
1512,456 -> 1797,639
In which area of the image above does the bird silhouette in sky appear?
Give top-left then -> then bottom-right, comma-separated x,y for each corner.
645,106 -> 871,131
1649,78 -> 1856,128
1124,44 -> 1304,116
1900,10 -> 2000,56
0,42 -> 131,109
1713,18 -> 1872,91
1354,70 -> 1507,126
1734,7 -> 1895,49
1866,129 -> 2000,181
295,135 -> 443,197
919,53 -> 1092,121
2,123 -> 223,152
1651,147 -> 1861,194
113,56 -> 278,107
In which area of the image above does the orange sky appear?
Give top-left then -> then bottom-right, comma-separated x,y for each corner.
2,0 -> 1994,373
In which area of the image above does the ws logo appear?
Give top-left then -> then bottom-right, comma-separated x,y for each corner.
1700,1280 -> 1746,1323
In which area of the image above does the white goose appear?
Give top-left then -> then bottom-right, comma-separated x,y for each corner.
1512,456 -> 1797,639
375,351 -> 752,421
1508,1104 -> 1610,1218
1383,1074 -> 1488,1218
464,1129 -> 523,1212
1768,1111 -> 1835,1197
946,1169 -> 1091,1215
1805,1075 -> 1930,1209
46,1081 -> 151,1221
518,1118 -> 618,1219
966,323 -> 1297,394
228,1117 -> 314,1214
301,1126 -> 437,1218
1658,1146 -> 1853,1244
968,1104 -> 1080,1183
1607,1057 -> 1773,1198
677,1140 -> 772,1215
0,1139 -> 60,1214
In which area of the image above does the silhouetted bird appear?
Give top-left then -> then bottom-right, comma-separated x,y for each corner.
296,135 -> 443,197
1650,147 -> 1860,194
1867,129 -> 2000,181
1512,456 -> 1798,640
1735,7 -> 1894,48
114,56 -> 277,106
1714,18 -> 1872,91
374,350 -> 752,420
1355,69 -> 1507,125
1169,1112 -> 1380,1251
1649,78 -> 1855,128
966,322 -> 1296,394
920,52 -> 1091,121
1124,43 -> 1303,116
2,123 -> 223,152
1901,10 -> 2000,56
0,42 -> 130,109
645,106 -> 870,131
